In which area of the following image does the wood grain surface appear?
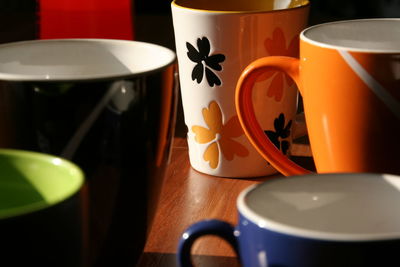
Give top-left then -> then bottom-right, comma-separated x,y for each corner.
137,137 -> 314,266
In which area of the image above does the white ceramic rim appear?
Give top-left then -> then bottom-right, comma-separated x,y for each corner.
171,0 -> 310,15
300,18 -> 400,53
0,38 -> 176,82
237,173 -> 400,241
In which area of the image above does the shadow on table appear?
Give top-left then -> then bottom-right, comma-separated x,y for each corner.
138,252 -> 240,267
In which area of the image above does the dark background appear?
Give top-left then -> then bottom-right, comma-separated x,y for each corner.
0,0 -> 399,46
134,0 -> 400,51
0,0 -> 399,136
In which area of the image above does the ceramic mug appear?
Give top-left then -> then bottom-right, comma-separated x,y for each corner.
178,173 -> 400,267
0,149 -> 84,267
171,0 -> 310,177
0,39 -> 177,266
236,18 -> 400,176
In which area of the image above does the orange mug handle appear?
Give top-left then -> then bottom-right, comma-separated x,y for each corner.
235,56 -> 312,176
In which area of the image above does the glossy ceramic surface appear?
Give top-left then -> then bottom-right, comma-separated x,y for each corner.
0,149 -> 83,219
172,0 -> 308,12
172,0 -> 309,177
0,39 -> 177,266
239,173 -> 400,240
0,39 -> 175,81
236,18 -> 400,176
0,149 -> 84,266
303,19 -> 400,52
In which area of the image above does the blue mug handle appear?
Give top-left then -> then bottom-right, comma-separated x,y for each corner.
177,219 -> 240,267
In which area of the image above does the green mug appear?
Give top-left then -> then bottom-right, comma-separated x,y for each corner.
0,149 -> 84,267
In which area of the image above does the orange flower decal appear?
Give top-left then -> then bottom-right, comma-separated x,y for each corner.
258,28 -> 299,102
192,101 -> 249,169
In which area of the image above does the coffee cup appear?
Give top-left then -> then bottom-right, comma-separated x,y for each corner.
0,149 -> 84,266
178,173 -> 400,266
0,39 -> 177,266
236,18 -> 400,176
172,0 -> 310,177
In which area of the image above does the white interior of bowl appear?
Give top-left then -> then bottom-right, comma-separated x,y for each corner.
0,39 -> 175,81
239,173 -> 400,241
301,19 -> 400,53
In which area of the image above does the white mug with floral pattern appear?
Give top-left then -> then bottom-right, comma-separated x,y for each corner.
171,0 -> 310,177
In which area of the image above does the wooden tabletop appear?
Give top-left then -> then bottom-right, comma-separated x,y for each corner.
138,137 -> 314,267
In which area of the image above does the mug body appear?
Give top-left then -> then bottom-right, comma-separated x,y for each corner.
0,149 -> 84,267
299,19 -> 400,174
237,213 -> 399,267
236,173 -> 400,266
172,0 -> 309,177
0,39 -> 177,266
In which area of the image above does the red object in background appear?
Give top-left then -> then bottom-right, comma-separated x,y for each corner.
38,0 -> 134,40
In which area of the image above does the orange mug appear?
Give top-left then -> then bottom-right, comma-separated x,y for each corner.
236,19 -> 400,176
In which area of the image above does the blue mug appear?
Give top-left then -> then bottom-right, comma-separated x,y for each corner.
178,173 -> 400,267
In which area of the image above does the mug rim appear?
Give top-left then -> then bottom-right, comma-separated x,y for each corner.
0,39 -> 176,82
237,173 -> 400,242
300,18 -> 400,53
0,149 -> 84,220
171,0 -> 310,15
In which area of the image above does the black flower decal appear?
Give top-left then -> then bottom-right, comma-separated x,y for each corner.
186,37 -> 225,87
264,113 -> 292,155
